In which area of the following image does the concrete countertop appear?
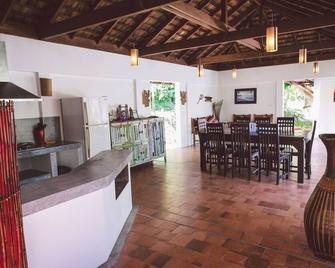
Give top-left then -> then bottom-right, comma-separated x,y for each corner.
17,141 -> 82,159
21,149 -> 132,217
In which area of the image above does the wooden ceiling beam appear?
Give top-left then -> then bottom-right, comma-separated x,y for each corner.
40,0 -> 182,39
163,2 -> 227,32
264,0 -> 335,40
0,0 -> 15,25
42,0 -> 68,24
217,51 -> 335,71
141,14 -> 335,56
118,12 -> 150,48
96,20 -> 118,44
228,0 -> 249,17
139,13 -> 176,48
189,40 -> 335,65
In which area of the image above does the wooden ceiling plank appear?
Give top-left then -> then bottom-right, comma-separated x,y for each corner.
264,0 -> 335,40
139,13 -> 176,48
40,0 -> 182,39
118,12 -> 151,48
163,2 -> 227,32
96,20 -> 118,44
141,14 -> 335,56
0,0 -> 15,25
190,39 -> 335,65
228,0 -> 249,17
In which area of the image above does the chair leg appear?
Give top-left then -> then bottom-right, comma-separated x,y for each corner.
258,157 -> 261,182
209,154 -> 212,175
276,161 -> 280,185
224,154 -> 228,176
248,158 -> 251,181
232,156 -> 235,178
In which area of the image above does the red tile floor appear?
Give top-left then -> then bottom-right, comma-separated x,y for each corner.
114,139 -> 335,268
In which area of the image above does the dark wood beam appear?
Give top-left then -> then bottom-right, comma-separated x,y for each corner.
40,0 -> 182,39
0,0 -> 15,25
139,13 -> 175,48
96,20 -> 118,44
163,2 -> 227,32
140,14 -> 335,56
220,0 -> 228,24
189,40 -> 335,65
118,12 -> 150,48
264,0 -> 335,40
42,0 -> 68,24
217,51 -> 335,71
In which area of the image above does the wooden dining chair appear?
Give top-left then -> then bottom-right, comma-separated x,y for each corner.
257,124 -> 290,185
231,123 -> 260,180
305,120 -> 317,179
277,117 -> 295,135
254,114 -> 273,124
233,114 -> 251,123
206,123 -> 231,175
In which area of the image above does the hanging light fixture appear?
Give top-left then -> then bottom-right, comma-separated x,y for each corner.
130,48 -> 139,66
299,48 -> 307,64
313,61 -> 320,74
232,67 -> 237,79
197,59 -> 204,77
266,26 -> 278,52
266,13 -> 278,52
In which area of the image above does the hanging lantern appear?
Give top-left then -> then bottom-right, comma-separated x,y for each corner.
299,48 -> 307,64
197,64 -> 204,77
313,61 -> 320,74
266,26 -> 278,52
232,67 -> 237,79
130,48 -> 139,66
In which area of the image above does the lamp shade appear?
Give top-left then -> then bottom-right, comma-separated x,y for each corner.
40,78 -> 52,96
313,61 -> 320,74
197,64 -> 204,77
266,26 -> 278,52
232,67 -> 237,79
130,48 -> 139,66
299,48 -> 307,64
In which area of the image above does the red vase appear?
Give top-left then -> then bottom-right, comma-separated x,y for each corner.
34,129 -> 46,145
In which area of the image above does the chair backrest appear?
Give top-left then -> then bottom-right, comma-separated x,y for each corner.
277,117 -> 295,135
257,123 -> 280,158
197,117 -> 207,133
306,120 -> 317,154
231,123 -> 251,153
233,114 -> 251,123
207,123 -> 224,134
254,114 -> 273,124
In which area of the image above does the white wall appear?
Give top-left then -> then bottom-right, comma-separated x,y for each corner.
0,34 -> 220,147
218,61 -> 335,133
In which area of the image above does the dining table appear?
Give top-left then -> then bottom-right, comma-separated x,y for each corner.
199,128 -> 311,184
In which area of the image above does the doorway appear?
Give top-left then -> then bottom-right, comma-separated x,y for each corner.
150,81 -> 177,149
283,80 -> 314,131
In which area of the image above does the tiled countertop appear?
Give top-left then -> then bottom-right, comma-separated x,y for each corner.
21,149 -> 132,216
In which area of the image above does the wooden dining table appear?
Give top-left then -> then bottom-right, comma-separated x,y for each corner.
199,129 -> 311,184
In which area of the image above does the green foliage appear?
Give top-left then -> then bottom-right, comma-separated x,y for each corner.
151,82 -> 176,112
283,82 -> 313,130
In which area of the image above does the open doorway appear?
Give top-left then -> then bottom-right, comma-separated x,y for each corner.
150,81 -> 177,149
283,80 -> 314,131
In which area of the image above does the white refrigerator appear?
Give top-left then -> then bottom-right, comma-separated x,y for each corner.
61,97 -> 111,160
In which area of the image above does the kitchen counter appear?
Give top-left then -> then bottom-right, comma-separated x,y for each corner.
21,149 -> 133,268
17,141 -> 81,159
21,149 -> 131,216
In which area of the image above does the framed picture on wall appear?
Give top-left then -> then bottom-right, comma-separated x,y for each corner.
235,88 -> 257,104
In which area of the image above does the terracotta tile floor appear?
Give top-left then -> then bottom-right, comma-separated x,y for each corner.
114,139 -> 335,267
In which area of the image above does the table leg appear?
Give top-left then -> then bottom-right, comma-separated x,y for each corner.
297,140 -> 305,184
199,135 -> 206,171
50,152 -> 58,177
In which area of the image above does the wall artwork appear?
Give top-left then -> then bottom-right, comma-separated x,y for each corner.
234,88 -> 257,104
142,90 -> 150,107
180,91 -> 187,105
